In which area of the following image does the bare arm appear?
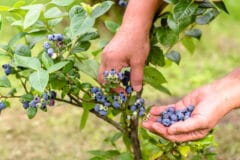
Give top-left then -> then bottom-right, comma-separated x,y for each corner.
98,0 -> 165,92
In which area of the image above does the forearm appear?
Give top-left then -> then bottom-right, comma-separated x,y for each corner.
120,0 -> 164,35
211,67 -> 240,111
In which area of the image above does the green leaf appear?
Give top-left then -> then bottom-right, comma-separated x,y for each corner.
117,152 -> 133,160
8,32 -> 27,46
71,41 -> 91,54
173,0 -> 198,20
157,27 -> 179,46
21,94 -> 34,102
51,0 -> 75,6
14,54 -> 41,70
13,1 -> 26,8
144,66 -> 167,88
196,9 -> 219,25
29,69 -> 49,92
23,4 -> 43,29
0,6 -> 10,12
47,61 -> 69,74
91,1 -> 114,18
213,1 -> 229,14
0,14 -> 2,31
80,100 -> 95,130
27,107 -> 37,119
88,150 -> 120,159
148,46 -> 165,66
44,7 -> 63,19
165,50 -> 181,65
185,28 -> 202,40
79,32 -> 99,41
182,37 -> 196,54
77,59 -> 99,80
42,53 -> 54,68
104,20 -> 120,33
0,76 -> 11,88
15,44 -> 31,57
177,145 -> 190,157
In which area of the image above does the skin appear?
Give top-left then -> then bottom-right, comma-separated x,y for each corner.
143,68 -> 240,142
98,0 -> 164,92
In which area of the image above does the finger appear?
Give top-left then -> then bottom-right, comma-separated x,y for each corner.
163,129 -> 209,142
149,105 -> 173,115
130,60 -> 144,92
167,115 -> 207,135
150,122 -> 170,137
98,64 -> 105,84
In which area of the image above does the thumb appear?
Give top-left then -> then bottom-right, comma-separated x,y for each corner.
130,61 -> 144,92
168,116 -> 207,135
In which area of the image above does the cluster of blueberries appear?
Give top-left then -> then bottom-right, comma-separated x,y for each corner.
156,105 -> 195,127
22,91 -> 57,110
43,34 -> 63,58
118,0 -> 128,7
0,102 -> 6,111
91,69 -> 145,117
2,64 -> 12,75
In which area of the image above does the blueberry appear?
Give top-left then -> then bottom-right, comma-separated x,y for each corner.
167,106 -> 175,113
43,41 -> 50,49
139,110 -> 145,116
118,0 -> 128,7
99,110 -> 107,116
103,71 -> 109,77
22,101 -> 29,109
130,105 -> 137,112
139,107 -> 145,112
162,118 -> 172,127
113,101 -> 121,109
176,111 -> 184,121
34,96 -> 41,103
94,104 -> 100,112
184,115 -> 190,120
90,87 -> 100,93
49,91 -> 57,99
53,34 -> 63,41
118,73 -> 124,80
0,102 -> 6,110
170,114 -> 177,121
48,34 -> 54,41
30,100 -> 37,108
49,99 -> 55,106
119,92 -> 127,103
2,64 -> 9,69
187,105 -> 195,112
110,69 -> 117,75
162,112 -> 171,119
41,102 -> 47,108
47,48 -> 54,56
4,67 -> 11,75
126,86 -> 133,94
42,93 -> 49,101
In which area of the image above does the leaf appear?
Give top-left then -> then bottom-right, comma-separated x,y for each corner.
88,150 -> 120,159
77,59 -> 99,80
15,44 -> 31,57
177,145 -> 190,157
13,1 -> 26,8
213,1 -> 229,14
47,61 -> 69,74
79,32 -> 99,41
51,0 -> 75,7
71,41 -> 91,54
182,37 -> 196,54
0,6 -> 10,12
185,28 -> 202,40
8,32 -> 27,46
104,20 -> 120,33
0,76 -> 11,88
157,27 -> 179,46
44,7 -> 63,19
42,53 -> 54,68
165,50 -> 181,65
21,94 -> 34,102
147,46 -> 165,66
173,0 -> 198,20
0,14 -> 2,31
117,152 -> 133,160
80,100 -> 95,130
91,1 -> 114,18
14,54 -> 41,70
144,66 -> 167,89
23,4 -> 43,29
27,107 -> 37,119
69,5 -> 96,38
29,69 -> 49,92
196,9 -> 219,25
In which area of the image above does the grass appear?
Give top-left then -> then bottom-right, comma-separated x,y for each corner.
0,0 -> 240,159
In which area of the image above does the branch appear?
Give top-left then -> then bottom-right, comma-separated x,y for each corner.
56,95 -> 125,133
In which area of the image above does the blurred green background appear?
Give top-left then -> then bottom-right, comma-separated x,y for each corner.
0,0 -> 239,160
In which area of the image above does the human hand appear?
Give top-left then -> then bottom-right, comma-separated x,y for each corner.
98,25 -> 150,92
142,83 -> 235,142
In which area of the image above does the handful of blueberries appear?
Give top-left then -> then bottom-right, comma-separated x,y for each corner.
156,105 -> 195,127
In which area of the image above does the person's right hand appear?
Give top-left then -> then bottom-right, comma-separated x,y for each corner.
98,25 -> 150,92
143,77 -> 239,142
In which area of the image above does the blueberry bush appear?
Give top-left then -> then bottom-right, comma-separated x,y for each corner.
0,0 -> 228,159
